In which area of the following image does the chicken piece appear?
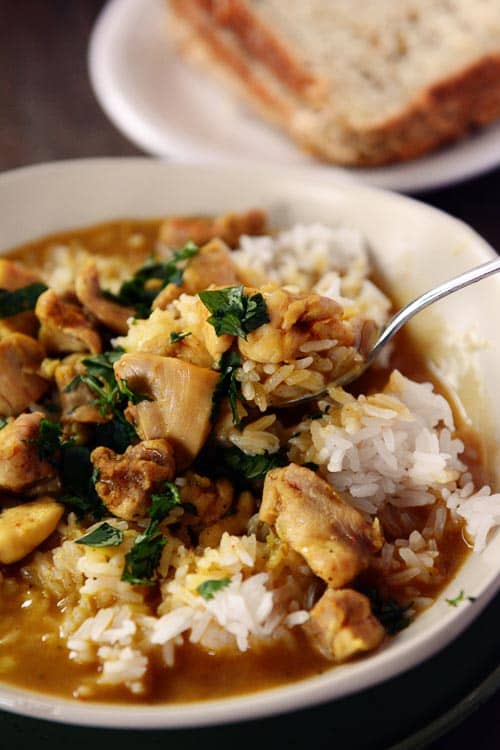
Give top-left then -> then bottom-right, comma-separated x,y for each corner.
179,471 -> 234,528
304,588 -> 384,662
115,354 -> 219,470
239,288 -> 355,364
0,497 -> 64,564
199,490 -> 255,547
0,259 -> 42,339
35,289 -> 101,355
0,333 -> 49,416
0,413 -> 57,492
54,355 -> 107,424
261,464 -> 383,587
159,209 -> 267,249
114,308 -> 214,368
91,439 -> 176,521
75,263 -> 133,334
153,239 -> 242,310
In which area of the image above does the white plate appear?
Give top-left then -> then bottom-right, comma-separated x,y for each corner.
89,0 -> 500,193
0,157 -> 499,728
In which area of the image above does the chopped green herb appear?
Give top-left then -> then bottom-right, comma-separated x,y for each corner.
212,350 -> 245,426
170,330 -> 191,343
0,282 -> 48,318
76,522 -> 123,548
105,242 -> 199,318
60,445 -> 106,520
222,446 -> 287,480
197,578 -> 231,600
199,286 -> 269,339
446,590 -> 476,607
28,418 -> 74,462
0,418 -> 8,430
121,484 -> 176,586
150,481 -> 182,520
65,350 -> 148,451
363,587 -> 413,634
121,521 -> 167,586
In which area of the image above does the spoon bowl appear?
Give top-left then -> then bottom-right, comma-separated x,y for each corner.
278,255 -> 500,408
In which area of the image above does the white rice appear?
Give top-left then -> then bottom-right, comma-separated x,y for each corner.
290,370 -> 500,552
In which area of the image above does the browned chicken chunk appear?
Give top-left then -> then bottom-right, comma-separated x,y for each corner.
159,209 -> 266,249
261,464 -> 383,587
0,333 -> 49,416
0,259 -> 42,339
0,412 -> 57,493
54,355 -> 107,424
35,289 -> 102,355
179,471 -> 234,528
304,588 -> 384,662
115,354 -> 219,470
75,263 -> 133,334
238,288 -> 355,364
91,439 -> 176,520
153,238 -> 243,310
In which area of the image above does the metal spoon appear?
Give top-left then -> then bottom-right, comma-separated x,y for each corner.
278,255 -> 500,408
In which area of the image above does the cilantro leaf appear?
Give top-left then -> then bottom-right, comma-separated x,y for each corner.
222,446 -> 287,480
150,481 -> 182,521
121,484 -> 177,585
197,578 -> 231,600
446,590 -> 476,606
76,522 -> 123,548
0,282 -> 48,318
60,445 -> 106,520
105,242 -> 199,318
199,286 -> 269,339
212,350 -> 245,426
362,587 -> 413,635
170,331 -> 191,343
121,521 -> 167,586
28,418 -> 74,462
65,350 -> 147,451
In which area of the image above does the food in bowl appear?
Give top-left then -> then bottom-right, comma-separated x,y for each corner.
0,209 -> 497,703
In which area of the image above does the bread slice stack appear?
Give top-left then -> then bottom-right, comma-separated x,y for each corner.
168,0 -> 500,166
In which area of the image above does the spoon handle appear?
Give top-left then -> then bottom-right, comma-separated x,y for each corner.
368,255 -> 500,364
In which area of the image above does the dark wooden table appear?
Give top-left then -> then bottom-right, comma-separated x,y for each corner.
1,2 -> 499,748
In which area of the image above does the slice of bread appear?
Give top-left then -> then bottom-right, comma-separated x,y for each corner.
168,0 -> 500,166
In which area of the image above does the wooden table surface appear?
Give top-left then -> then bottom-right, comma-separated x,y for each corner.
1,2 -> 499,748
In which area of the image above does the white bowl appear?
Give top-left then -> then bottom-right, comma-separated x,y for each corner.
0,158 -> 498,729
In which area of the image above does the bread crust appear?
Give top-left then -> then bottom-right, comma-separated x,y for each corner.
168,0 -> 500,166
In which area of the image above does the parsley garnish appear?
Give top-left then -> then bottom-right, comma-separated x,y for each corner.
60,446 -> 106,520
363,587 -> 413,635
65,350 -> 148,452
75,522 -> 123,547
0,418 -> 8,430
212,350 -> 245,426
0,282 -> 48,318
197,578 -> 231,600
222,446 -> 287,480
199,286 -> 269,339
150,481 -> 182,520
121,487 -> 175,586
446,590 -> 476,607
170,331 -> 191,343
105,242 -> 199,318
28,418 -> 74,462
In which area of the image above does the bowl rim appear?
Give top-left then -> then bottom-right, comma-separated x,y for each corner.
0,157 -> 498,729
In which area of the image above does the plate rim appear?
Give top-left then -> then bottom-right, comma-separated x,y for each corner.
88,0 -> 500,194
